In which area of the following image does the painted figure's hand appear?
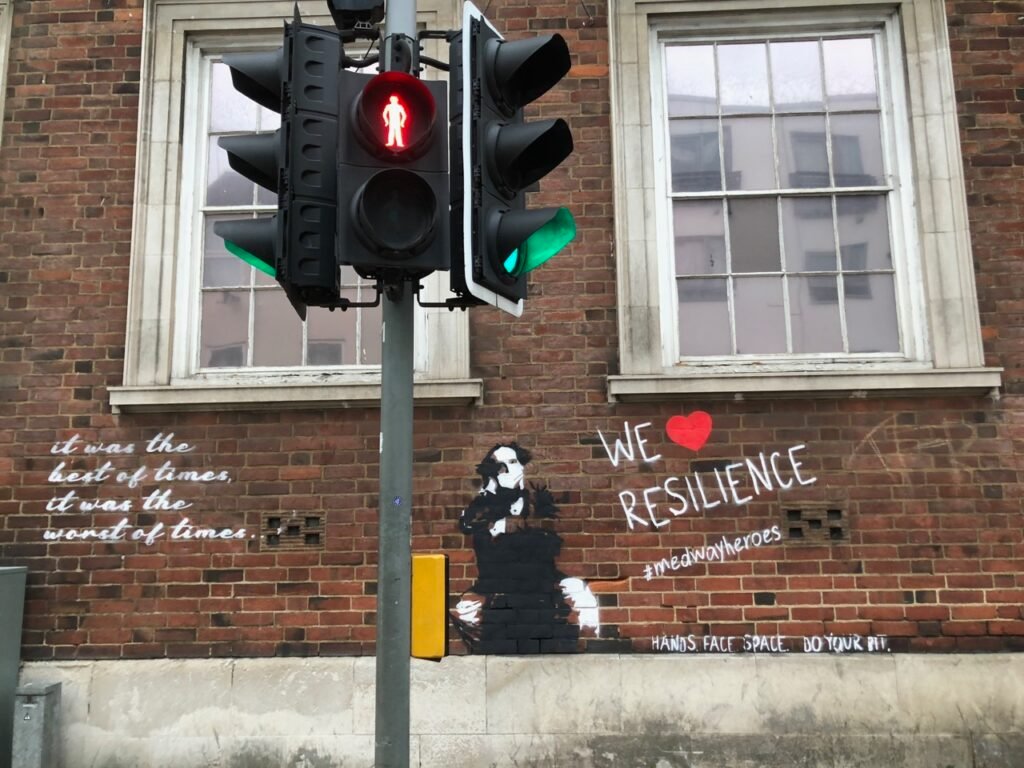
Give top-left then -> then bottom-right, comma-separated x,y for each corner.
531,482 -> 558,518
454,595 -> 483,625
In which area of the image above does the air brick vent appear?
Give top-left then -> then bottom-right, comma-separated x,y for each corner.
261,513 -> 325,551
783,507 -> 846,543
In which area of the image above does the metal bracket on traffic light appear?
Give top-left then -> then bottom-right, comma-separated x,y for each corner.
384,33 -> 417,74
416,29 -> 454,74
320,288 -> 383,312
412,281 -> 473,312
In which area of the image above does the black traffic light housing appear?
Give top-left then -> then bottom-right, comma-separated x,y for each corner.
449,1 -> 576,316
337,70 -> 450,282
214,10 -> 341,320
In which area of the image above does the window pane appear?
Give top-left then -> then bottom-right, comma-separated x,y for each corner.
840,242 -> 869,272
823,37 -> 878,111
770,40 -> 824,111
203,216 -> 252,288
729,197 -> 780,272
201,291 -> 249,367
355,293 -> 383,364
674,200 -> 726,275
661,30 -> 899,363
255,177 -> 277,206
723,117 -> 775,190
340,265 -> 363,286
207,140 -> 254,206
718,43 -> 770,114
307,307 -> 347,366
670,119 -> 721,191
734,276 -> 786,353
666,44 -> 717,117
777,115 -> 828,188
837,196 -> 890,269
209,61 -> 259,134
254,266 -> 278,286
253,291 -> 302,366
845,274 -> 899,353
802,249 -> 838,272
831,113 -> 884,186
789,275 -> 843,353
257,106 -> 280,133
678,279 -> 730,355
782,197 -> 835,271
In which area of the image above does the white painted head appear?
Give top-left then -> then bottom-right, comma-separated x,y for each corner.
492,445 -> 526,490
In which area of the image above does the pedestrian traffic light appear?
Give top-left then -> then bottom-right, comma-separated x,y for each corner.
449,1 -> 576,316
337,69 -> 449,281
214,11 -> 341,320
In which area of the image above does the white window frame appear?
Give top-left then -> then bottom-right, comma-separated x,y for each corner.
111,0 -> 480,413
607,0 -> 1001,401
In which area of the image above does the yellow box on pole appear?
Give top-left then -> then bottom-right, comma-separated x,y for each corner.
411,553 -> 448,660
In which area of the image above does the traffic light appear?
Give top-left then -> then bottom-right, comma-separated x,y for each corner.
214,11 -> 341,320
337,69 -> 449,281
449,1 -> 576,316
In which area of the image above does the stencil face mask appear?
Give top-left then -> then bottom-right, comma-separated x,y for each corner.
491,446 -> 525,490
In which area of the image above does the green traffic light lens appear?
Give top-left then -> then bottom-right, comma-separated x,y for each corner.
224,240 -> 276,278
502,208 -> 576,276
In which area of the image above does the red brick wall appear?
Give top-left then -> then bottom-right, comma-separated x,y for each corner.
1,0 -> 1022,660
950,1 -> 1024,381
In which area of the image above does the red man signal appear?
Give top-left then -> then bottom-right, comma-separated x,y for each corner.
353,71 -> 437,160
383,94 -> 407,148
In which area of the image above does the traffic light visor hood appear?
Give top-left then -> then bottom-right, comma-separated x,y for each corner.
221,49 -> 285,112
218,133 -> 280,192
214,217 -> 277,277
488,34 -> 571,114
224,240 -> 277,277
490,118 -> 572,195
496,207 -> 576,277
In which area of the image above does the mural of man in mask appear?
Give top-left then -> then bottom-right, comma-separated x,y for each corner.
452,442 -> 600,654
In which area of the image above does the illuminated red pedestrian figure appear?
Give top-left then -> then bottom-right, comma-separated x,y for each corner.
382,94 -> 408,149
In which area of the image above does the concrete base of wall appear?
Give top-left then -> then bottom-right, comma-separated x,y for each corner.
18,654 -> 1024,767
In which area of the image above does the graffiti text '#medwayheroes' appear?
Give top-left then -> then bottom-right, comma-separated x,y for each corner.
598,420 -> 817,531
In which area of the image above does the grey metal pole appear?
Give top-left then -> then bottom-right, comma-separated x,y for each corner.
383,0 -> 416,42
375,286 -> 414,767
376,0 -> 417,765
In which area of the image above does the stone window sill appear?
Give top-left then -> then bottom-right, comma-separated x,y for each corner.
607,367 -> 1003,402
109,379 -> 484,413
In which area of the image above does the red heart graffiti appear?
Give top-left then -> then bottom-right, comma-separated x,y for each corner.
666,411 -> 713,451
